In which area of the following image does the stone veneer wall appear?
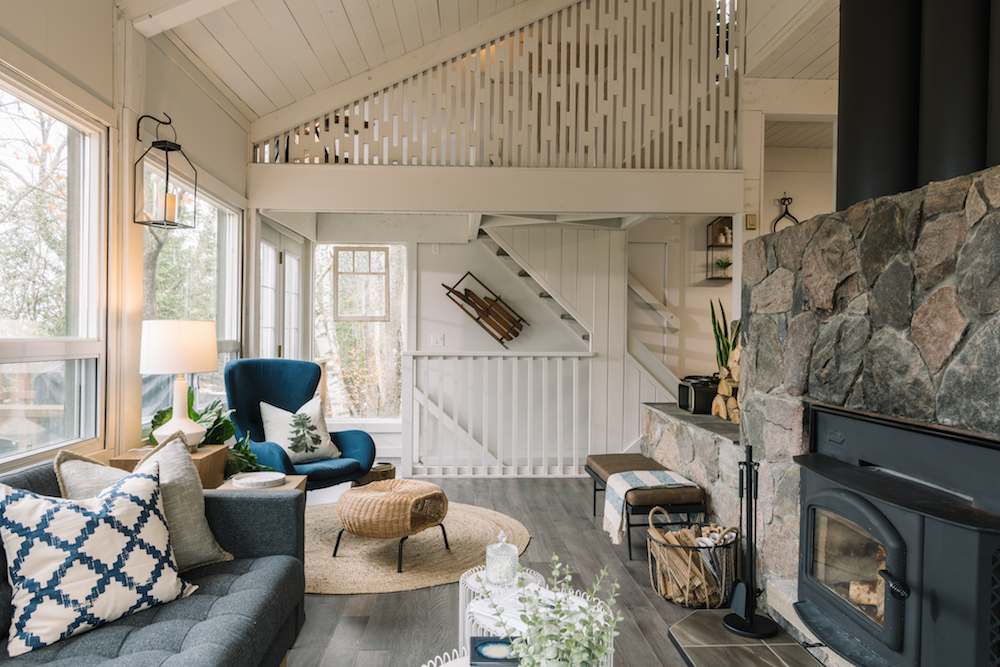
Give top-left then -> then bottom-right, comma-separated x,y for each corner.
647,164 -> 1000,666
639,405 -> 743,530
737,164 -> 1000,664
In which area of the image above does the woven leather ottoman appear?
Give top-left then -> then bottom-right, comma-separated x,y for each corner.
585,453 -> 706,560
333,478 -> 450,572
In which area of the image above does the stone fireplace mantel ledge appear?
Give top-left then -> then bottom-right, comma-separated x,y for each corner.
643,402 -> 742,443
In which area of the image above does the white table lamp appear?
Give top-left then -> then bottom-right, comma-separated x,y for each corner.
140,320 -> 218,448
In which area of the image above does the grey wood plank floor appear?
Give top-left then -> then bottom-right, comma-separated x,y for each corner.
287,477 -> 695,667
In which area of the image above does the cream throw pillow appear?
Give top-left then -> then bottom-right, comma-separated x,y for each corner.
259,396 -> 341,464
55,440 -> 232,572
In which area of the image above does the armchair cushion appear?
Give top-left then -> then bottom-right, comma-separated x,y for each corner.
259,396 -> 341,464
292,457 -> 360,482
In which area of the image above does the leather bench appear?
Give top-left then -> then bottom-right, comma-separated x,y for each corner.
585,453 -> 706,560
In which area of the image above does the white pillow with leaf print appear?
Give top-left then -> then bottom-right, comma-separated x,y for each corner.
259,396 -> 341,464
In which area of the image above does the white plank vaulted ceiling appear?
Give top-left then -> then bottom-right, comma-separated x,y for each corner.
125,0 -> 534,121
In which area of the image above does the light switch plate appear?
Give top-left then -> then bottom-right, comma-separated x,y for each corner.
431,334 -> 445,346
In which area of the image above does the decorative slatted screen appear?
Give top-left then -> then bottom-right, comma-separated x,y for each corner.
253,0 -> 740,170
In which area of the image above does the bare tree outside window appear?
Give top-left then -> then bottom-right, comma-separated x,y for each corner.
0,86 -> 100,458
315,245 -> 406,419
140,166 -> 241,419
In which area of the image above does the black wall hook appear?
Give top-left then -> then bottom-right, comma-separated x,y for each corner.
771,192 -> 800,233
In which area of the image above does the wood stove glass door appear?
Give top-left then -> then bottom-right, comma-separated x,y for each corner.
812,508 -> 886,627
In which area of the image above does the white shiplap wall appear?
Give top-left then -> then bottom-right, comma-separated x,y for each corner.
489,226 -> 662,455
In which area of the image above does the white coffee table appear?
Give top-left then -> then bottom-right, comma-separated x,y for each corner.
457,565 -> 545,648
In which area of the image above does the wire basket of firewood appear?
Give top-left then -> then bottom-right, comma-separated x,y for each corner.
646,508 -> 739,608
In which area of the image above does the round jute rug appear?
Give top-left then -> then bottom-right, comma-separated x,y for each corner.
304,502 -> 531,594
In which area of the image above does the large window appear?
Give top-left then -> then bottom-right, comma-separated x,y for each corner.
0,83 -> 103,461
315,244 -> 405,420
141,165 -> 241,420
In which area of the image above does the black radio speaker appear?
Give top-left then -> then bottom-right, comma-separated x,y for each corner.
677,375 -> 719,414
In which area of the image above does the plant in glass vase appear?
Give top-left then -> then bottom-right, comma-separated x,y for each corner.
714,255 -> 733,278
481,553 -> 622,667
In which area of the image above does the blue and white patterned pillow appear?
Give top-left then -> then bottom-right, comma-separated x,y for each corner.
0,464 -> 196,656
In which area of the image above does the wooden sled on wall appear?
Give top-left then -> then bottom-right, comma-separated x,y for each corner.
442,272 -> 528,348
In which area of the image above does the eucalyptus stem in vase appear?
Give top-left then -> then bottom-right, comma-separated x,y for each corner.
479,553 -> 622,667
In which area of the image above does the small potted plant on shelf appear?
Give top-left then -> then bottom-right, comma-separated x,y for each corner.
714,255 -> 733,278
480,553 -> 622,667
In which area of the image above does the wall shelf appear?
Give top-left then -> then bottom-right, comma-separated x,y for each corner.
706,217 -> 734,280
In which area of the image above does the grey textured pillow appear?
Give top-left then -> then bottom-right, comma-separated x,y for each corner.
55,441 -> 232,571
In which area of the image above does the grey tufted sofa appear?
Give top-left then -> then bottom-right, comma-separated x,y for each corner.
0,461 -> 306,666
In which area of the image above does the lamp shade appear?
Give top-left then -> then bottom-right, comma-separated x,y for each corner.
140,320 -> 218,375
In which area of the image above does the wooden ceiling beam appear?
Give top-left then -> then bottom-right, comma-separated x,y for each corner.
128,0 -> 242,38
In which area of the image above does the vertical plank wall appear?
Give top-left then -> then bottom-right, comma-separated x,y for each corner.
491,227 -> 640,454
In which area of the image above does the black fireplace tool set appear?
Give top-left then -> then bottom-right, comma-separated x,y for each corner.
723,444 -> 779,638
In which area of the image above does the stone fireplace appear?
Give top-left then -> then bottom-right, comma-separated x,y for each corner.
642,164 -> 1000,666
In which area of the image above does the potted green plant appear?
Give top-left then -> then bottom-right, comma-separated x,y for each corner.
714,255 -> 733,278
709,299 -> 740,371
149,388 -> 272,477
224,433 -> 274,478
149,388 -> 235,447
481,553 -> 622,667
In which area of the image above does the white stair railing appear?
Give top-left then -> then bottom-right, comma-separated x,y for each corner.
402,351 -> 594,477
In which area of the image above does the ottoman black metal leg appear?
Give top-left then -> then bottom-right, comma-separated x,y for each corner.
397,536 -> 408,573
440,523 -> 450,550
332,528 -> 345,558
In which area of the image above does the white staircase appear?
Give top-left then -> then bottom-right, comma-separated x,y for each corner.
479,230 -> 591,343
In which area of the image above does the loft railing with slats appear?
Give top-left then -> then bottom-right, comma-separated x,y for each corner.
253,0 -> 740,170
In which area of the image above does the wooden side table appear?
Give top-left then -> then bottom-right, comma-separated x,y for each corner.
110,444 -> 228,489
217,475 -> 307,492
352,462 -> 396,487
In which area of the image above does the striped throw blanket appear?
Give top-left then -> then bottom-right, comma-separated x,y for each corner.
602,470 -> 699,544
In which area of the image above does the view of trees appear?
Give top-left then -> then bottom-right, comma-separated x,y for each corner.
0,89 -> 78,338
141,169 -> 219,322
314,245 -> 406,419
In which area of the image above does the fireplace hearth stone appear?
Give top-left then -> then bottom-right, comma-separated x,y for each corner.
670,609 -> 822,667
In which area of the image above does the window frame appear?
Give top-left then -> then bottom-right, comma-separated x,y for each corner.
0,71 -> 108,466
137,159 -> 244,422
333,246 -> 391,322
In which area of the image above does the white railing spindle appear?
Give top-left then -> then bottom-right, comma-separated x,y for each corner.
404,352 -> 592,477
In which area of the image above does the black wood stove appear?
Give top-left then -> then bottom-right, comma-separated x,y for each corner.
794,404 -> 1000,667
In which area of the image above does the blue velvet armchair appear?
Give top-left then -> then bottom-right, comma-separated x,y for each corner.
224,359 -> 376,490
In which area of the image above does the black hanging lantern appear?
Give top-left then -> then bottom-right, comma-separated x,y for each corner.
134,113 -> 197,229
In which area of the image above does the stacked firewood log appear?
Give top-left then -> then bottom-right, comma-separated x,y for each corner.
711,342 -> 742,424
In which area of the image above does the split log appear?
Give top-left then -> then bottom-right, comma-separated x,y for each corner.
718,378 -> 734,397
849,580 -> 879,606
730,344 -> 742,383
876,546 -> 886,624
711,394 -> 728,419
729,407 -> 740,425
727,396 -> 739,413
718,365 -> 730,381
